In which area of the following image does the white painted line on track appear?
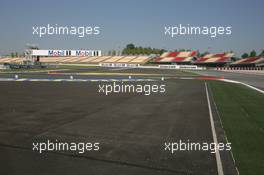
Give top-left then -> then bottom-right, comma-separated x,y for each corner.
180,77 -> 195,80
109,67 -> 132,71
205,82 -> 224,175
29,79 -> 45,81
221,79 -> 264,94
16,78 -> 27,81
0,78 -> 155,82
53,79 -> 64,82
0,78 -> 13,81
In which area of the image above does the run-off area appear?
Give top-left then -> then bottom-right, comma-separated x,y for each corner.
0,80 -> 232,175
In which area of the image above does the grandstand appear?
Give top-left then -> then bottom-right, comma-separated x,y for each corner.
38,55 -> 152,64
3,53 -> 264,69
230,57 -> 264,67
151,51 -> 197,64
194,53 -> 234,66
116,56 -> 137,63
102,56 -> 124,63
88,56 -> 110,63
79,56 -> 99,63
0,57 -> 25,63
129,56 -> 150,63
39,57 -> 64,63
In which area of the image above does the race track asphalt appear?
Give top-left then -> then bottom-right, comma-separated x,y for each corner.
0,67 -> 238,175
0,79 -> 221,175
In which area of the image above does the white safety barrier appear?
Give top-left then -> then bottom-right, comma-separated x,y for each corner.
99,63 -> 204,70
99,63 -> 140,68
158,65 -> 204,70
0,64 -> 10,70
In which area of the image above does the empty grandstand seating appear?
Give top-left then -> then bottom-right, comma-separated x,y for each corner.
129,56 -> 150,63
79,56 -> 99,63
0,57 -> 25,63
152,51 -> 197,63
160,52 -> 170,57
159,57 -> 176,62
37,55 -> 151,64
103,56 -> 151,64
1,52 -> 244,67
90,56 -> 112,63
103,56 -> 123,62
194,53 -> 234,66
116,56 -> 137,63
231,57 -> 264,66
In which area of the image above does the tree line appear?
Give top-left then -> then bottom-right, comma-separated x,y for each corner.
121,44 -> 166,55
241,50 -> 264,58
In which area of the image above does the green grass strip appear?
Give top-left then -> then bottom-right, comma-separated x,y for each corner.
209,81 -> 264,175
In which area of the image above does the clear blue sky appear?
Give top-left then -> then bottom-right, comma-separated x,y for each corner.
0,0 -> 263,56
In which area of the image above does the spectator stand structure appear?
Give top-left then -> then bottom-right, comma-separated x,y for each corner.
151,51 -> 198,65
194,53 -> 235,67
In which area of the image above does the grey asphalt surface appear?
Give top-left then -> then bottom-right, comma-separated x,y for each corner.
0,67 -> 241,175
0,67 -> 197,80
190,70 -> 264,90
0,79 -> 227,175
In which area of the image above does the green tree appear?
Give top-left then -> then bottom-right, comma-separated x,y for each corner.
129,49 -> 135,55
138,47 -> 143,54
126,43 -> 135,50
259,50 -> 264,57
121,44 -> 167,55
249,50 -> 256,57
241,53 -> 249,58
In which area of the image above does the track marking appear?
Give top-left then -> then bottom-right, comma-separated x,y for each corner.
179,77 -> 195,80
16,78 -> 27,81
221,79 -> 264,94
0,69 -> 69,74
0,78 -> 155,82
34,79 -> 49,81
109,67 -> 133,71
48,72 -> 161,76
53,79 -> 64,82
205,82 -> 224,175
